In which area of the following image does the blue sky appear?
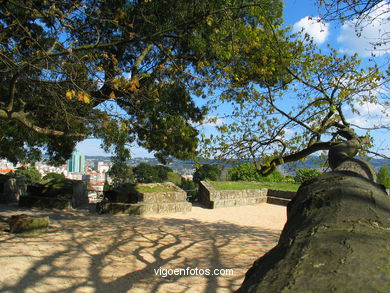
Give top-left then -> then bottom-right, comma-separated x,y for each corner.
77,1 -> 390,158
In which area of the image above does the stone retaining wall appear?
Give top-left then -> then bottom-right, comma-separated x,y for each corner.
18,180 -> 88,210
199,181 -> 300,208
199,181 -> 268,209
100,182 -> 192,215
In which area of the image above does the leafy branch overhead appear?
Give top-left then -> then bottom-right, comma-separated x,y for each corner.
0,0 -> 287,164
203,33 -> 389,174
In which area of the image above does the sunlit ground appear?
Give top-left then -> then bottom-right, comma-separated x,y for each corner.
0,203 -> 286,293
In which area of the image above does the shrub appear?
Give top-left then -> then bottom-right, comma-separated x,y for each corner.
377,165 -> 390,188
133,163 -> 174,183
167,171 -> 182,185
43,173 -> 65,181
193,164 -> 222,183
8,166 -> 41,184
228,162 -> 287,182
155,165 -> 173,181
180,179 -> 197,201
294,168 -> 322,184
109,161 -> 134,185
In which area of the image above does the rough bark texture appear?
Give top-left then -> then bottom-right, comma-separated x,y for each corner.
237,170 -> 390,292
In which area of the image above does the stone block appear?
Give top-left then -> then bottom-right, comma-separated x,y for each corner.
19,195 -> 71,210
8,214 -> 49,233
198,181 -> 268,209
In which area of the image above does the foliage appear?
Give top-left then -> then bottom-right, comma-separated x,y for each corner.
136,184 -> 179,193
228,162 -> 287,182
0,0 -> 288,165
203,29 -> 387,174
180,179 -> 197,201
103,180 -> 110,192
317,1 -> 383,22
8,166 -> 41,184
316,1 -> 389,52
193,164 -> 222,183
209,181 -> 299,192
377,165 -> 390,188
155,165 -> 173,182
167,171 -> 182,185
132,163 -> 172,183
294,169 -> 323,184
42,173 -> 66,181
108,161 -> 134,185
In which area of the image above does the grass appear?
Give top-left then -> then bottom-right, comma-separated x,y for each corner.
135,184 -> 179,193
208,181 -> 300,192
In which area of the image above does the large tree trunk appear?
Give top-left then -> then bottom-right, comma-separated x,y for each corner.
237,168 -> 390,292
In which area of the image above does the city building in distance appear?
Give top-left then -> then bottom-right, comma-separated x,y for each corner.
67,150 -> 85,173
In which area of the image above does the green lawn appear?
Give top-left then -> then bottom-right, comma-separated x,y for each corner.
135,184 -> 179,193
208,181 -> 300,192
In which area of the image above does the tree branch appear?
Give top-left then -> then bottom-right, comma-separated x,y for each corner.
0,110 -> 85,138
258,141 -> 336,176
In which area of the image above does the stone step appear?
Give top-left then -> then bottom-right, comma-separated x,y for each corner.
19,195 -> 71,210
206,196 -> 267,209
138,191 -> 187,203
266,196 -> 291,206
99,201 -> 192,215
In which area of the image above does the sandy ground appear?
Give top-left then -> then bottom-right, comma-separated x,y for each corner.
0,203 -> 286,293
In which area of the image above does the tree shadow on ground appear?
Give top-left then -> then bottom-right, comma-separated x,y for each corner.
0,204 -> 282,293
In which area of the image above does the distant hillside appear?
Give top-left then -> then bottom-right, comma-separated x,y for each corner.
84,155 -> 390,176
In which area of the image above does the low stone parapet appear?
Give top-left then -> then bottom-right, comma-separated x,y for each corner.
199,181 -> 296,208
199,181 -> 268,209
267,189 -> 296,199
99,183 -> 192,215
99,201 -> 192,215
19,195 -> 72,210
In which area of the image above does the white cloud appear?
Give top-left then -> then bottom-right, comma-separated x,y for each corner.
337,2 -> 390,57
293,16 -> 330,44
347,101 -> 390,128
201,116 -> 225,127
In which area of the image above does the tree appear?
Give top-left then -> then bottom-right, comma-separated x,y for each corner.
294,168 -> 323,184
316,1 -> 385,22
193,164 -> 222,183
377,165 -> 390,188
108,161 -> 134,185
228,162 -> 286,182
203,33 -> 387,175
8,166 -> 42,184
0,0 -> 288,165
42,172 -> 66,181
316,1 -> 390,51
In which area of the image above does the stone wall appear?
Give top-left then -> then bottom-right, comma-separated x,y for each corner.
198,181 -> 268,209
0,178 -> 27,202
18,180 -> 88,209
72,181 -> 89,207
99,182 -> 192,215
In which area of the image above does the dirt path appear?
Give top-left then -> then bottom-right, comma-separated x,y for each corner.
0,203 -> 286,293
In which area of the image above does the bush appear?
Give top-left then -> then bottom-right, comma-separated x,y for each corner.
228,162 -> 287,182
155,165 -> 173,181
167,171 -> 182,185
294,168 -> 322,184
193,164 -> 222,183
133,163 -> 174,183
8,166 -> 41,184
377,165 -> 390,188
180,179 -> 197,201
43,173 -> 66,181
109,161 -> 134,185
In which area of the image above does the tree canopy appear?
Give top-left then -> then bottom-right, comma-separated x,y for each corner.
0,0 -> 288,164
203,30 -> 388,174
316,0 -> 390,51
